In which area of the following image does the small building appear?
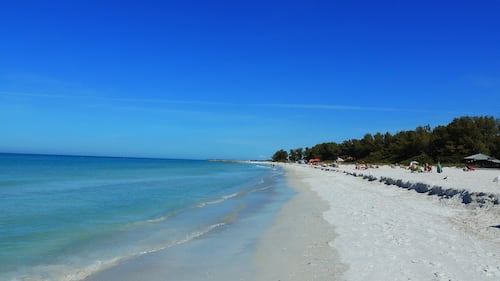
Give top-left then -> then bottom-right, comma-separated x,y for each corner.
464,153 -> 500,168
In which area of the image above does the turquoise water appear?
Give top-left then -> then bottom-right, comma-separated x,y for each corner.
0,154 -> 290,281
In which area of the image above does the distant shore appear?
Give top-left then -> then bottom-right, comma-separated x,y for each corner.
207,159 -> 272,163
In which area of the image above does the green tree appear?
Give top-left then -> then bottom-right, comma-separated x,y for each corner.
430,125 -> 451,162
272,115 -> 499,164
272,149 -> 288,162
288,148 -> 304,162
310,142 -> 340,161
303,147 -> 313,161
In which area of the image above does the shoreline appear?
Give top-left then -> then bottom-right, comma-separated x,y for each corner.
81,163 -> 293,281
253,164 -> 346,280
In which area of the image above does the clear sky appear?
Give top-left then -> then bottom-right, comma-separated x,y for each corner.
1,0 -> 499,160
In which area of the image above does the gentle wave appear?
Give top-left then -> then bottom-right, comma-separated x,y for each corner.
56,193 -> 252,281
195,181 -> 274,209
139,222 -> 226,256
196,192 -> 239,208
137,183 -> 272,227
142,192 -> 244,225
145,211 -> 179,223
6,221 -> 228,281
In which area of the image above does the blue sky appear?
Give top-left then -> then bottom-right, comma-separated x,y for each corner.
1,0 -> 499,159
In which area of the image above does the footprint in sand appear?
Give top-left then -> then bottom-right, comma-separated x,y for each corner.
481,265 -> 500,277
432,271 -> 450,281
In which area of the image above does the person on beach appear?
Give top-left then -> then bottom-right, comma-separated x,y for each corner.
423,163 -> 432,172
437,161 -> 443,173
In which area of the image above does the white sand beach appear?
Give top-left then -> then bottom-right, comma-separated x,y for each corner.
255,164 -> 500,280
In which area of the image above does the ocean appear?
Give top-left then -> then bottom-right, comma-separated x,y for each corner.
0,153 -> 292,281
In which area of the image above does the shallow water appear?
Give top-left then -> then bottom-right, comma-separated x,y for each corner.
0,154 -> 292,281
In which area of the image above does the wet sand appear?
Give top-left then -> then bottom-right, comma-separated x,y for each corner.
254,165 -> 346,280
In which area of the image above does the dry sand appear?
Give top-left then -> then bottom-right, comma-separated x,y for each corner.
255,164 -> 500,281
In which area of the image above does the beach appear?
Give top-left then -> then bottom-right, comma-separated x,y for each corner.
3,155 -> 500,280
256,163 -> 500,280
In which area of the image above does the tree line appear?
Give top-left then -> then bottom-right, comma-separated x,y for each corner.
272,116 -> 500,164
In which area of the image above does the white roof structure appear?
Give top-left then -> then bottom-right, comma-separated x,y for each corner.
464,153 -> 495,161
